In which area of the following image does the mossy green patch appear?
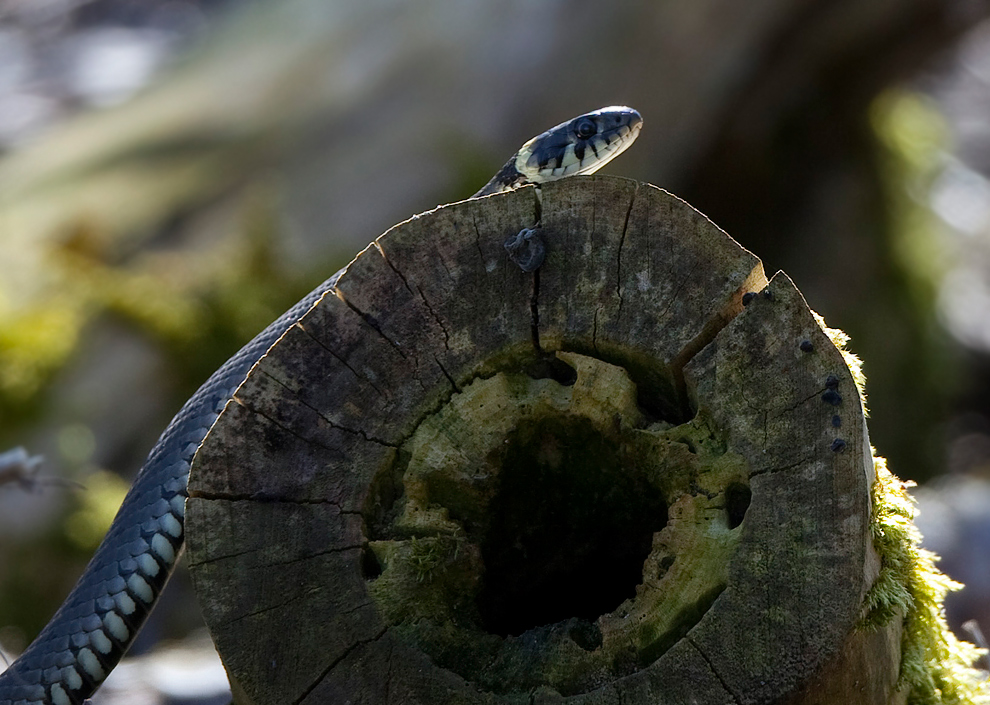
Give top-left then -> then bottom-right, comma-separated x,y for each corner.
364,351 -> 750,696
63,469 -> 130,551
863,457 -> 990,704
817,311 -> 990,704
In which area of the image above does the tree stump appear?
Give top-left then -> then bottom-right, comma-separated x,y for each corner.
185,176 -> 901,704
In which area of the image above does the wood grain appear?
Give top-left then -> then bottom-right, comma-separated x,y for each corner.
186,176 -> 898,704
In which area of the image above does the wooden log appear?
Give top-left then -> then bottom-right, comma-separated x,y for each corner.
185,175 -> 899,704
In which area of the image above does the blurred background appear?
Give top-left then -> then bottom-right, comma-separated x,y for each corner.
1,0 -> 990,701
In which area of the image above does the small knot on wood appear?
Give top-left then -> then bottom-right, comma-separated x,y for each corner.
504,226 -> 546,272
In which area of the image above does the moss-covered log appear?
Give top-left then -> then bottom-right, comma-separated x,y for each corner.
185,176 -> 898,704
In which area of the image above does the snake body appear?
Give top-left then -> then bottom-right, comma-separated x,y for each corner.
0,105 -> 642,705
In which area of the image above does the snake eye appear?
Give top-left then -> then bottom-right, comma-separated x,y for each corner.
574,118 -> 597,140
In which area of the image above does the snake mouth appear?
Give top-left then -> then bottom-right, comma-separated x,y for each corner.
517,105 -> 643,182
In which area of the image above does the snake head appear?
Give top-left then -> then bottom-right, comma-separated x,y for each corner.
517,106 -> 643,182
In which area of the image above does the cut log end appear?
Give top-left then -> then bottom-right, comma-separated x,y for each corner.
186,176 -> 899,704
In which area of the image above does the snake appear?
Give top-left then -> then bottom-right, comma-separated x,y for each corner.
0,105 -> 642,705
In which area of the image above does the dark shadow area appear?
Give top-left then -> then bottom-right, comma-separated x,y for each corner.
725,482 -> 752,530
476,415 -> 667,636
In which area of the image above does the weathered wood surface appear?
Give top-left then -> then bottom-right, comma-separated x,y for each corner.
185,176 -> 898,704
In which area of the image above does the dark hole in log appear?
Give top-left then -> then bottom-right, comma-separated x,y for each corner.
725,482 -> 752,529
657,555 -> 675,580
476,415 -> 668,637
523,355 -> 578,386
360,545 -> 383,578
588,349 -> 692,426
568,619 -> 604,652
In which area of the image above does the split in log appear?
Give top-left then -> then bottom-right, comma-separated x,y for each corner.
186,176 -> 901,704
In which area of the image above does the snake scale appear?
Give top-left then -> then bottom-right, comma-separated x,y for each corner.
0,105 -> 643,704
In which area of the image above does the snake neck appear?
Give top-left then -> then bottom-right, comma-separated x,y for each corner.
472,158 -> 528,198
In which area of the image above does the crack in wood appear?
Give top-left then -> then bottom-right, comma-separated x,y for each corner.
230,395 -> 344,451
186,544 -> 264,567
669,273 -> 763,421
252,544 -> 363,570
774,386 -> 828,418
749,454 -> 817,478
203,545 -> 363,600
657,261 -> 701,324
295,321 -> 388,400
670,311 -> 728,421
433,354 -> 460,393
339,599 -> 374,616
615,183 -> 638,320
417,283 -> 452,350
335,289 -> 408,360
740,398 -> 769,448
383,638 -> 394,704
375,242 -> 454,351
530,268 -> 542,353
527,186 -> 545,357
218,592 -> 307,627
294,626 -> 388,705
686,636 -> 743,705
470,211 -> 487,266
592,305 -> 602,356
335,284 -> 432,395
257,368 -> 398,447
187,487 -> 357,509
436,251 -> 454,281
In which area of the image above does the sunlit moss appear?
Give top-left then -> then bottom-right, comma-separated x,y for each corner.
822,308 -> 990,703
871,90 -> 949,173
0,298 -> 89,404
0,179 -> 335,435
814,310 -> 867,415
865,456 -> 990,704
870,89 -> 953,301
53,250 -> 208,346
63,470 -> 130,551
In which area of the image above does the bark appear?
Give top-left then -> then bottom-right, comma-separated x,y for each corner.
186,177 -> 897,704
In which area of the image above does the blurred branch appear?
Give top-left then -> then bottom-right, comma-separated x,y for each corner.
0,447 -> 80,492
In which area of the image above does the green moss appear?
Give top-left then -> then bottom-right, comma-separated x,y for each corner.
870,90 -> 952,294
365,353 -> 750,696
0,299 -> 87,416
0,182 -> 338,428
863,456 -> 990,704
63,469 -> 130,551
814,310 -> 868,415
864,89 -> 958,484
0,178 -> 351,641
819,313 -> 990,704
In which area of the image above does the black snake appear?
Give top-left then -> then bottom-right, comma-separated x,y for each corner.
0,105 -> 642,705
